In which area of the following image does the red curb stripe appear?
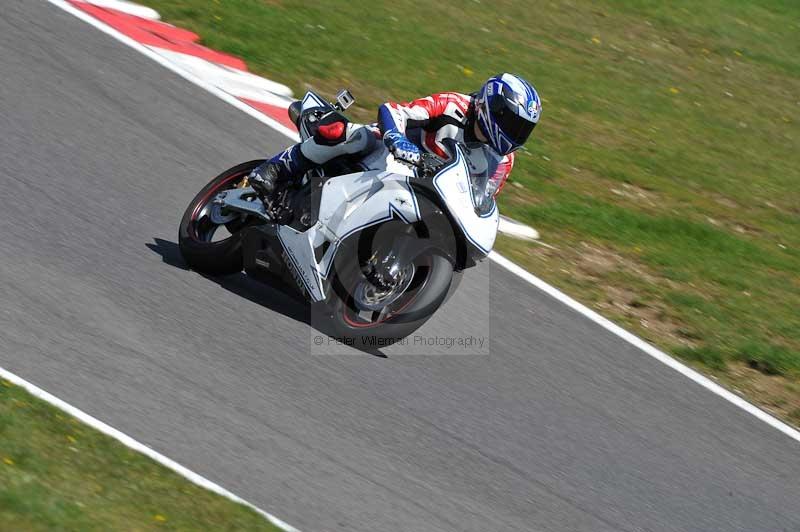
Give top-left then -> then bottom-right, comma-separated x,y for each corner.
239,98 -> 296,131
68,1 -> 248,70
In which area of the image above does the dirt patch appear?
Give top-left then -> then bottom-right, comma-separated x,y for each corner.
595,284 -> 698,347
576,243 -> 622,276
574,242 -> 658,282
731,222 -> 763,236
725,362 -> 800,427
713,195 -> 740,210
561,242 -> 694,346
610,182 -> 659,207
706,195 -> 766,235
763,200 -> 797,216
502,184 -> 544,210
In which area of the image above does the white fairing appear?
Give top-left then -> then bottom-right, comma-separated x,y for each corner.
277,150 -> 420,301
297,91 -> 328,140
276,92 -> 498,302
432,147 -> 499,255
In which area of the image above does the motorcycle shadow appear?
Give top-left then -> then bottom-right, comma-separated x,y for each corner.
145,238 -> 387,357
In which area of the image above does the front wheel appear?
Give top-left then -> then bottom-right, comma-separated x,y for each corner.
178,160 -> 264,275
323,248 -> 455,346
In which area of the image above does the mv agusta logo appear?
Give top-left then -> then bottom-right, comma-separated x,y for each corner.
281,248 -> 310,297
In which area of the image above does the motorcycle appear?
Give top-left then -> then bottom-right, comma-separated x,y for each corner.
178,89 -> 505,344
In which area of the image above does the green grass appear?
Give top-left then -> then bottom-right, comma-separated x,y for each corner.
0,379 -> 283,531
139,0 -> 800,422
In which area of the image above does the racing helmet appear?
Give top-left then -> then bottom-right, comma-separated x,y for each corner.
475,73 -> 541,155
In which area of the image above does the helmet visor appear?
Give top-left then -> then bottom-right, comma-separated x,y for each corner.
493,104 -> 536,148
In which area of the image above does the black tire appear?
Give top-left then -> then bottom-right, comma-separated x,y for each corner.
320,226 -> 455,345
178,160 -> 264,276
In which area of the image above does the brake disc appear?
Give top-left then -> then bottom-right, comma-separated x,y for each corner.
353,263 -> 416,312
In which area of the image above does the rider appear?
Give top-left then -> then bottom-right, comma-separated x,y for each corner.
249,73 -> 541,195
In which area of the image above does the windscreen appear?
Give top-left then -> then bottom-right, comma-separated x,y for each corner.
462,143 -> 503,216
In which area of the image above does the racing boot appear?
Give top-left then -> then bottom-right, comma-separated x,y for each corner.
249,144 -> 312,198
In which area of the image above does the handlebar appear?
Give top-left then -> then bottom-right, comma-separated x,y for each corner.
393,151 -> 446,177
416,152 -> 446,177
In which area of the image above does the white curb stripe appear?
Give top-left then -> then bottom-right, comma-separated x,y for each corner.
488,252 -> 800,443
72,0 -> 160,20
0,366 -> 300,532
150,47 -> 294,100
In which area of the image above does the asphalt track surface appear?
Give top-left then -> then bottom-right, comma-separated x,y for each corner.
2,3 -> 799,531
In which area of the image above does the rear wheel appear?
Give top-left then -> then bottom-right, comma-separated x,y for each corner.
178,160 -> 264,275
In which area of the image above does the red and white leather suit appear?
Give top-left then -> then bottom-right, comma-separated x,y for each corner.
378,92 -> 514,192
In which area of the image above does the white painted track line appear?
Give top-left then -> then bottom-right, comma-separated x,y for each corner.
0,367 -> 301,532
489,252 -> 800,443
